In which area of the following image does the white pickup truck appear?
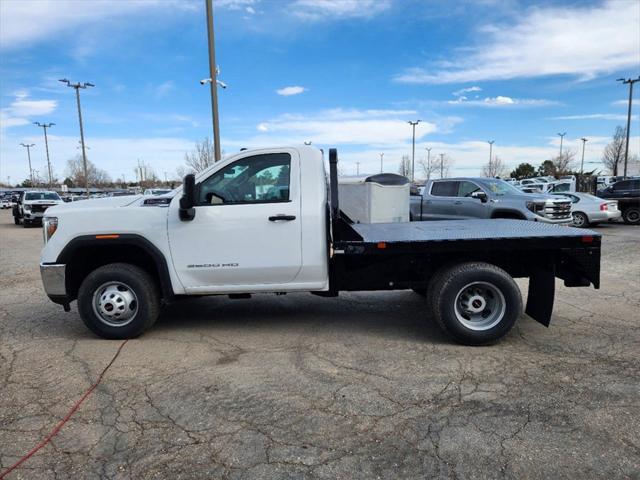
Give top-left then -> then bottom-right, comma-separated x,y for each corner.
40,146 -> 601,345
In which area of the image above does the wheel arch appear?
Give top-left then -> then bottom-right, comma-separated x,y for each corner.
57,234 -> 173,302
490,209 -> 526,220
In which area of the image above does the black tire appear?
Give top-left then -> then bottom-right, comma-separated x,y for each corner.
412,288 -> 427,296
22,219 -> 30,228
77,263 -> 160,339
427,262 -> 522,345
622,207 -> 640,225
572,211 -> 590,228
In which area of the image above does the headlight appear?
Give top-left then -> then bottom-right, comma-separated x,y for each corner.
23,204 -> 31,211
526,201 -> 544,214
43,217 -> 58,243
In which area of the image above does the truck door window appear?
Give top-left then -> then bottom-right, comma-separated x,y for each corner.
198,153 -> 291,205
458,181 -> 481,197
431,181 -> 459,197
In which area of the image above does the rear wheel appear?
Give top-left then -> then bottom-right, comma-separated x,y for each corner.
572,211 -> 589,228
622,207 -> 640,225
78,263 -> 160,339
428,262 -> 522,345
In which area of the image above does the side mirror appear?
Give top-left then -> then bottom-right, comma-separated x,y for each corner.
179,174 -> 196,221
471,191 -> 488,203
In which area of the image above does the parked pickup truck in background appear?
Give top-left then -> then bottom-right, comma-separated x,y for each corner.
596,179 -> 640,225
13,190 -> 64,227
39,147 -> 600,345
410,177 -> 572,224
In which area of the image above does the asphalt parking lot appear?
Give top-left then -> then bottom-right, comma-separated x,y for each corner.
1,209 -> 639,479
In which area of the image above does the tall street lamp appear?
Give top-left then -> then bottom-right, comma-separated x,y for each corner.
203,0 -> 222,162
59,79 -> 94,195
580,137 -> 588,173
617,77 -> 640,179
379,153 -> 384,173
439,153 -> 445,178
488,140 -> 495,164
425,147 -> 432,180
356,162 -> 361,175
408,120 -> 421,182
33,122 -> 55,187
19,143 -> 35,185
557,132 -> 566,157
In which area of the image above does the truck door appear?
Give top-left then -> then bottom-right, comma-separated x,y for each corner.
455,180 -> 490,218
427,181 -> 460,219
167,150 -> 302,292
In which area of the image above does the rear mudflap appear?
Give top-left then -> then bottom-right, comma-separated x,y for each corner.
525,266 -> 555,327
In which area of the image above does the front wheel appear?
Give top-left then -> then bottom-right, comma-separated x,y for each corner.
428,262 -> 522,345
622,207 -> 640,225
77,263 -> 160,339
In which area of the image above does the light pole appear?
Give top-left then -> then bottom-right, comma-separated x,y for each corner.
425,147 -> 432,180
204,0 -> 222,162
617,77 -> 640,179
380,153 -> 384,173
33,122 -> 55,187
408,120 -> 421,182
580,137 -> 588,173
488,140 -> 495,164
356,162 -> 361,175
60,79 -> 94,195
19,143 -> 35,185
557,132 -> 566,157
439,153 -> 445,178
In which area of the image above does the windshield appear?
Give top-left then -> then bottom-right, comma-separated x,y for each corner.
25,192 -> 60,201
480,179 -> 523,196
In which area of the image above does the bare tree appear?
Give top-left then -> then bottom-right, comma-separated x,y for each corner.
418,156 -> 439,180
398,155 -> 411,177
602,126 -> 627,175
135,160 -> 159,188
552,150 -> 576,176
65,155 -> 111,187
481,155 -> 508,177
184,137 -> 215,173
433,154 -> 453,178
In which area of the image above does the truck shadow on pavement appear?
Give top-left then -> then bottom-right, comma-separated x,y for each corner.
153,291 -> 451,344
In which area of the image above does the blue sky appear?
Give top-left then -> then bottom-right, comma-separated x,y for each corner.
1,0 -> 639,184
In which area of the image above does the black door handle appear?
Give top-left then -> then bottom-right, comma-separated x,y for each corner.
269,214 -> 296,221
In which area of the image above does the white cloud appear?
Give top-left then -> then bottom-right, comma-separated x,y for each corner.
246,6 -> 256,14
0,91 -> 58,131
291,0 -> 391,20
549,113 -> 637,122
0,0 -> 197,50
250,108 -> 441,145
395,1 -> 640,84
217,0 -> 258,9
448,95 -> 555,107
154,81 -> 175,100
452,86 -> 482,97
276,86 -> 307,96
611,99 -> 630,107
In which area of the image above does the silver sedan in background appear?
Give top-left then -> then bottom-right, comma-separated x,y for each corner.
553,192 -> 621,227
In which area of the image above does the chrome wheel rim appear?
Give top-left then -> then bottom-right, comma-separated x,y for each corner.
572,213 -> 586,227
92,281 -> 138,327
454,281 -> 506,331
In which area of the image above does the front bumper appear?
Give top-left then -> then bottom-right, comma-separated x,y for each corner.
40,263 -> 67,300
534,215 -> 573,225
